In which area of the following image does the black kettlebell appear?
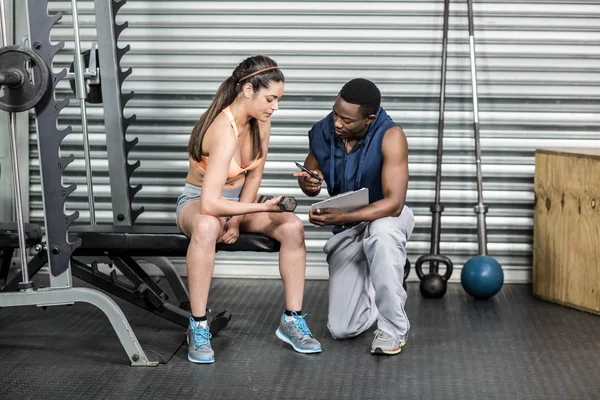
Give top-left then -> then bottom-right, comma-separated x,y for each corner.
419,273 -> 447,298
414,254 -> 453,299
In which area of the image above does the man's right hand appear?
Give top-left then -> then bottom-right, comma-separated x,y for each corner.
294,169 -> 324,195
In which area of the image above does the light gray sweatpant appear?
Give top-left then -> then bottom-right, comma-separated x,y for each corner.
325,205 -> 415,342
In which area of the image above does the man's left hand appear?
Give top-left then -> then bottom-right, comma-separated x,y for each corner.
309,208 -> 346,226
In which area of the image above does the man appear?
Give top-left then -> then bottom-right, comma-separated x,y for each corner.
295,78 -> 415,355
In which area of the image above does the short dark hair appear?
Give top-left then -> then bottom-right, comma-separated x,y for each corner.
339,78 -> 381,117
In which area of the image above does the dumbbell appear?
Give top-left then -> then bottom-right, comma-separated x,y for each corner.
258,195 -> 297,212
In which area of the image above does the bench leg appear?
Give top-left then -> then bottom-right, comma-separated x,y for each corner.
134,257 -> 231,335
0,286 -> 159,366
136,257 -> 190,309
70,257 -> 230,336
111,255 -> 170,308
70,257 -> 190,328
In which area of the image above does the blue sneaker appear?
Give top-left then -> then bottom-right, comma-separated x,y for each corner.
186,317 -> 214,363
275,312 -> 322,354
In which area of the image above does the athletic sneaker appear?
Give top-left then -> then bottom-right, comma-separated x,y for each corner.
187,317 -> 214,363
371,329 -> 406,355
275,312 -> 322,354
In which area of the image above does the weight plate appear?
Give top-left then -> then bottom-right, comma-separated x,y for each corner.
0,45 -> 50,112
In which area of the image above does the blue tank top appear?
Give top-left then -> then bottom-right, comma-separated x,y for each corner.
308,107 -> 398,233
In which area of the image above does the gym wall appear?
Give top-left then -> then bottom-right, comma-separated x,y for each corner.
22,1 -> 600,282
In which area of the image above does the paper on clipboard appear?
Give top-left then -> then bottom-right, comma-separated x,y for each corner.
310,188 -> 369,213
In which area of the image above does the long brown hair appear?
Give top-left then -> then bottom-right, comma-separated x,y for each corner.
188,55 -> 285,161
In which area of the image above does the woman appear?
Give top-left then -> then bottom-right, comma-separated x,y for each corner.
176,55 -> 322,364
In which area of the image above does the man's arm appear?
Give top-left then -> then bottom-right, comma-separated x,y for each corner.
310,126 -> 408,226
345,126 -> 408,223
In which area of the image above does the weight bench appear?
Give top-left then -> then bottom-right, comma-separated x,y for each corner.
0,222 -> 280,335
68,225 -> 280,332
69,225 -> 280,256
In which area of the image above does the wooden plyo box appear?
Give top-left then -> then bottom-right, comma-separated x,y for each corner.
533,148 -> 600,315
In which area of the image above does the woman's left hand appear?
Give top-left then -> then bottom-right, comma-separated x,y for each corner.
218,218 -> 241,244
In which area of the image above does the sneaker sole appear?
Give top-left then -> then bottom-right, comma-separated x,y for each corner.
275,328 -> 322,354
188,354 -> 214,364
371,342 -> 406,355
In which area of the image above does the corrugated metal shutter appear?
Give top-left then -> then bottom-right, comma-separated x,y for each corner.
29,1 -> 600,282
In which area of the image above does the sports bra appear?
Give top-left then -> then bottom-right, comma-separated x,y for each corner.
193,106 -> 263,179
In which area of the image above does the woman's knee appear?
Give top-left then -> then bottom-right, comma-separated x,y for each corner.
190,215 -> 221,246
276,214 -> 305,243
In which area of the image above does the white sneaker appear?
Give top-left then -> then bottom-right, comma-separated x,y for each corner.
370,329 -> 406,355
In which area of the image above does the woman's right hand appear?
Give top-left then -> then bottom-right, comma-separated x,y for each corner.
263,196 -> 284,212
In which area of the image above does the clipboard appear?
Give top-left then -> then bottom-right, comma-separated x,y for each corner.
310,188 -> 369,212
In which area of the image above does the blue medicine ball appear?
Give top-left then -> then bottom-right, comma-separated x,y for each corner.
461,255 -> 504,300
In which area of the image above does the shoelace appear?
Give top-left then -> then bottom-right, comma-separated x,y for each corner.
291,312 -> 312,336
191,322 -> 212,347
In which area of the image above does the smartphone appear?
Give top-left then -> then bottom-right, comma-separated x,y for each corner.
295,162 -> 322,182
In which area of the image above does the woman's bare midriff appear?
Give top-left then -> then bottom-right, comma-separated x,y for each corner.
184,159 -> 246,190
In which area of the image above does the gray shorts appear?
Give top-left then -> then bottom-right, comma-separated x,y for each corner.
175,183 -> 243,228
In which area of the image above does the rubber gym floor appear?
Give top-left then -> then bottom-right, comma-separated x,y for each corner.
0,277 -> 598,400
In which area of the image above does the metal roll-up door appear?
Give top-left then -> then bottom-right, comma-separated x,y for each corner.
29,1 -> 600,282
